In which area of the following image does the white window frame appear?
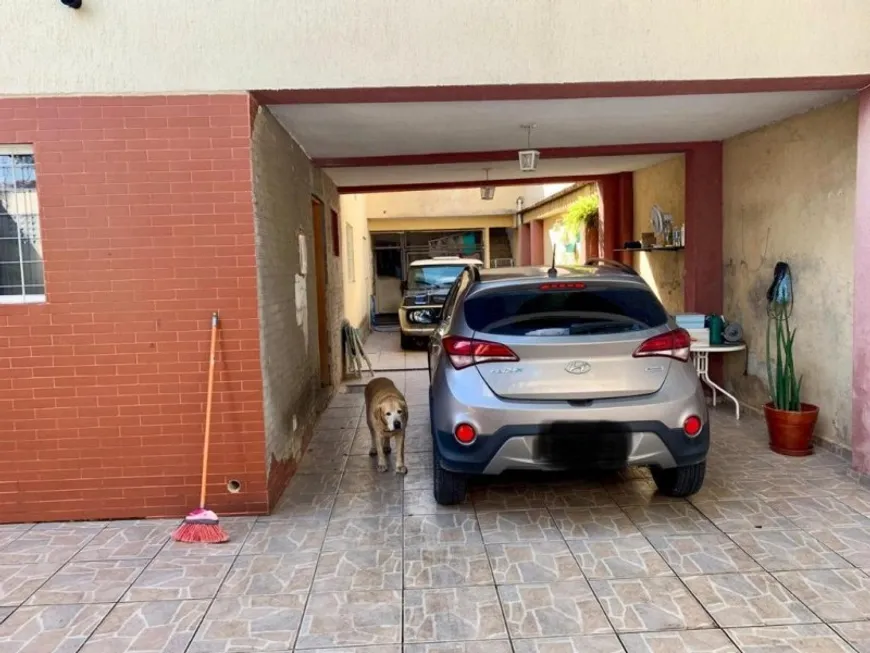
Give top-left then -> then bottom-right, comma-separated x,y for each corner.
346,222 -> 355,283
0,145 -> 45,305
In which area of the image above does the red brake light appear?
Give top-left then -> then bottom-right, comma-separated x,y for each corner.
454,423 -> 477,444
539,282 -> 586,290
633,328 -> 691,362
683,415 -> 703,437
442,336 -> 519,370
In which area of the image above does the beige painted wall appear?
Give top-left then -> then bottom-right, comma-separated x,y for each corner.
3,1 -> 869,95
340,194 -> 373,331
368,216 -> 514,232
632,156 -> 686,314
722,98 -> 858,448
251,107 -> 342,489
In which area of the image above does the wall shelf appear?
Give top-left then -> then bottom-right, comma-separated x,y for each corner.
614,246 -> 685,252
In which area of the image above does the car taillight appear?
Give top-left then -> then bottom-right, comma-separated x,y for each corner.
442,336 -> 519,370
633,328 -> 691,362
683,415 -> 703,437
454,423 -> 477,444
539,282 -> 586,290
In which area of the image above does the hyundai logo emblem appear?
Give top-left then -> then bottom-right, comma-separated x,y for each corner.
565,360 -> 592,375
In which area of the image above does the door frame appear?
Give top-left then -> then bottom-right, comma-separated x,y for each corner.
311,197 -> 331,387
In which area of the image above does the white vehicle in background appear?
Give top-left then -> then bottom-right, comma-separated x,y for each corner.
398,257 -> 483,349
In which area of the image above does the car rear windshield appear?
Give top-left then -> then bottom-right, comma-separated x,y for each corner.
464,285 -> 669,337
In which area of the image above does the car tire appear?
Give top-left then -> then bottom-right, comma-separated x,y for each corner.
651,461 -> 706,497
400,333 -> 414,350
432,443 -> 467,506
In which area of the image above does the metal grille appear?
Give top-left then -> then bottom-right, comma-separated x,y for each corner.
0,149 -> 45,303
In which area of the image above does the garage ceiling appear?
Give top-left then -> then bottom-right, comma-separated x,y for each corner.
268,89 -> 852,190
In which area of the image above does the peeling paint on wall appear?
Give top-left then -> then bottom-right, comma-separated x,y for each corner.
295,273 -> 309,348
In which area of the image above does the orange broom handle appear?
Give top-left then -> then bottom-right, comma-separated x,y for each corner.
199,312 -> 219,509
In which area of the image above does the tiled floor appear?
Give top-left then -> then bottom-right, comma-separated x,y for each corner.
360,330 -> 428,372
4,371 -> 870,651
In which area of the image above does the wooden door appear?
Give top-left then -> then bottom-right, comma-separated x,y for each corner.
311,197 -> 331,387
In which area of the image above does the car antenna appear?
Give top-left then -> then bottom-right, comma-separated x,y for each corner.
547,247 -> 557,278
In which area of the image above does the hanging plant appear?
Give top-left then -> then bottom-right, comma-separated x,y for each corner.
562,194 -> 599,241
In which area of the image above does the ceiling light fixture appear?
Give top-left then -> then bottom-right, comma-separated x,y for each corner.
518,123 -> 540,172
480,168 -> 495,200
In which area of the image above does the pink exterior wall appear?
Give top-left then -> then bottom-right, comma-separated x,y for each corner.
530,220 -> 544,265
519,223 -> 531,265
853,89 -> 870,472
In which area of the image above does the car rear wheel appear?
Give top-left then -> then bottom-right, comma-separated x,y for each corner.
432,444 -> 467,506
651,461 -> 706,497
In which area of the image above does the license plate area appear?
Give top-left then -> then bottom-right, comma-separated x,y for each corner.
536,421 -> 632,470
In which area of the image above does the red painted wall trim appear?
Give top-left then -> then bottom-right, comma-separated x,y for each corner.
338,175 -> 600,194
617,172 -> 635,266
253,75 -> 870,105
318,142 -> 704,169
598,175 -> 621,260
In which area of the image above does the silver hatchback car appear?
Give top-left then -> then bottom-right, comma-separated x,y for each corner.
428,261 -> 709,505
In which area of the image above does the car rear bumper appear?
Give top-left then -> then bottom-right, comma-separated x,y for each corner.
433,421 -> 710,475
429,359 -> 709,475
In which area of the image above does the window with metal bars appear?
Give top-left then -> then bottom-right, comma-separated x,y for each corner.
0,147 -> 45,303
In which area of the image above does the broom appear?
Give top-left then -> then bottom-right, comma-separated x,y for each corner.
172,312 -> 229,544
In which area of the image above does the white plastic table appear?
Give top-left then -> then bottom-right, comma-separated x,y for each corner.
690,343 -> 747,419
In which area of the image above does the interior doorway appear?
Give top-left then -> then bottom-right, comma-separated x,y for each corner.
311,197 -> 331,387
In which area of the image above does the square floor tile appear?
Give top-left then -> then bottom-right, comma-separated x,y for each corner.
511,635 -> 624,653
725,624 -> 855,652
323,516 -> 402,551
604,480 -> 679,507
404,586 -> 508,643
549,506 -> 640,540
404,643 -> 511,653
622,504 -> 717,536
331,490 -> 403,519
270,493 -> 336,522
219,552 -> 318,596
775,569 -> 870,623
240,519 -> 326,556
297,590 -> 402,648
313,548 -> 403,591
0,603 -> 111,653
0,607 -> 12,624
471,486 -> 549,511
497,581 -> 612,638
0,563 -> 61,607
71,521 -> 174,562
338,471 -> 404,494
683,572 -> 818,628
476,510 -> 562,544
0,527 -> 102,565
26,559 -> 145,605
0,525 -> 30,549
404,514 -> 482,547
767,498 -> 870,530
620,629 -> 739,653
404,544 -> 494,589
730,530 -> 850,572
567,535 -> 672,579
648,533 -> 761,575
122,555 -> 234,602
284,473 -> 344,498
832,621 -> 870,652
403,490 -> 473,516
590,577 -> 714,633
692,500 -> 795,532
810,527 -> 870,568
486,541 -> 583,584
79,599 -> 209,653
187,593 -> 307,653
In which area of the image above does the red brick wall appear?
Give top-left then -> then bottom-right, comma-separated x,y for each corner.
0,94 -> 268,524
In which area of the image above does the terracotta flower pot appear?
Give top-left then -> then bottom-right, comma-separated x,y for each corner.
764,402 -> 819,457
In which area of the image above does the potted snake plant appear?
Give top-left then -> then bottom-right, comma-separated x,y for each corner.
764,262 -> 818,456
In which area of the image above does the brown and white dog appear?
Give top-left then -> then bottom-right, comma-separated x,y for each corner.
364,377 -> 409,474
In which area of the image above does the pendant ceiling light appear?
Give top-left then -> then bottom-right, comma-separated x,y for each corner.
480,168 -> 495,200
518,123 -> 540,172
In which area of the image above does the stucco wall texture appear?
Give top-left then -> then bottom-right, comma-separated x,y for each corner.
722,98 -> 858,449
632,155 -> 686,314
2,1 -> 869,95
250,107 -> 343,505
339,193 -> 372,332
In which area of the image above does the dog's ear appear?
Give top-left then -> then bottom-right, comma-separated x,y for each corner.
400,400 -> 409,425
374,402 -> 385,425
